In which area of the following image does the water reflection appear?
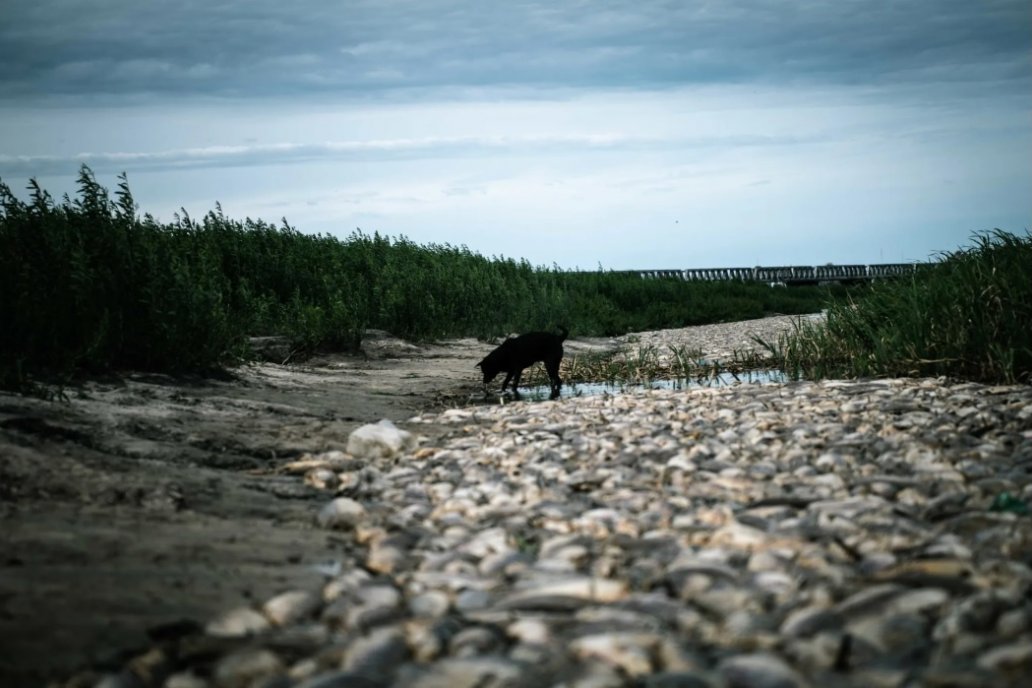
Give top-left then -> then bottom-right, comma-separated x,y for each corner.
523,369 -> 788,400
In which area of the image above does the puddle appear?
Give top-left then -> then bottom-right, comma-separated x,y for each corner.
522,369 -> 788,400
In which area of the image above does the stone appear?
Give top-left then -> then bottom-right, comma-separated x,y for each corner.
206,607 -> 271,638
60,332 -> 1032,688
316,497 -> 367,529
346,419 -> 415,459
718,653 -> 806,688
263,590 -> 321,626
213,648 -> 283,687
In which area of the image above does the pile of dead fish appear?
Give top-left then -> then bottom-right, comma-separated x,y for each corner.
83,378 -> 1031,687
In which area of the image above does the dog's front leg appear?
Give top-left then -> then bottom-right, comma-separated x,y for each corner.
500,372 -> 514,396
510,370 -> 523,398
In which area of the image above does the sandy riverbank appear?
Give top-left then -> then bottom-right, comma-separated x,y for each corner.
3,315 -> 1028,686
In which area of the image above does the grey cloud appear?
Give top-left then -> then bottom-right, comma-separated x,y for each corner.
1,1 -> 1028,100
0,132 -> 815,177
0,135 -> 613,176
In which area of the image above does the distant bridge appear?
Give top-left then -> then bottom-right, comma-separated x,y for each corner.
630,263 -> 929,285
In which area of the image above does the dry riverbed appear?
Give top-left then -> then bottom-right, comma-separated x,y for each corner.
1,316 -> 1030,687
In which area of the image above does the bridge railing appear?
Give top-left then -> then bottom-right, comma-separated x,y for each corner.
629,263 -> 928,283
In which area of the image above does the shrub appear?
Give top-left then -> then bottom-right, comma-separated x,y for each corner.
1,167 -> 846,389
758,229 -> 1032,384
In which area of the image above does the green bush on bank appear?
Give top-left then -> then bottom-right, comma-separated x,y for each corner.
760,229 -> 1032,384
0,167 -> 846,390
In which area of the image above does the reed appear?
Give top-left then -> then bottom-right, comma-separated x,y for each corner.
756,230 -> 1032,384
0,167 -> 852,390
524,342 -> 774,389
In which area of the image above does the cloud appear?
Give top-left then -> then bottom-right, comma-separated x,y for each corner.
1,2 -> 1026,273
0,130 -> 818,177
2,1 -> 1028,100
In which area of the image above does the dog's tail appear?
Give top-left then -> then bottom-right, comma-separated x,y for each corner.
557,325 -> 569,341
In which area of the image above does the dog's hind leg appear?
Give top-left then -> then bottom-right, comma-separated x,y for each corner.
544,359 -> 562,399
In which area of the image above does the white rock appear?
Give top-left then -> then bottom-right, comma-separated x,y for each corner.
213,648 -> 283,686
719,652 -> 806,688
498,577 -> 628,608
507,618 -> 550,645
400,657 -> 526,688
570,632 -> 660,676
977,638 -> 1032,673
409,590 -> 452,618
346,419 -> 415,459
164,672 -> 208,688
205,607 -> 271,638
263,590 -> 320,626
343,626 -> 409,676
316,497 -> 367,529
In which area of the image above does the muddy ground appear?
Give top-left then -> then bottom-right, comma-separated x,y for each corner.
0,331 -> 620,685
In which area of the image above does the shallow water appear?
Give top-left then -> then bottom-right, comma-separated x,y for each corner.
522,369 -> 788,400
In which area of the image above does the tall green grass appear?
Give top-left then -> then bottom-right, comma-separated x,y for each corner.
524,343 -> 768,389
1,167 -> 844,390
757,229 -> 1032,384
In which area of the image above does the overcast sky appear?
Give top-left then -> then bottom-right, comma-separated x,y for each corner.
1,0 -> 1029,269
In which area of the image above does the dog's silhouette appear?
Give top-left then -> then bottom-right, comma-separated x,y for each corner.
477,326 -> 568,399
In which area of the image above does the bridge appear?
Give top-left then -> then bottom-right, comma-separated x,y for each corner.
630,263 -> 929,285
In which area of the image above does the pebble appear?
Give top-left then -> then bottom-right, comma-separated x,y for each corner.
346,419 -> 416,459
205,606 -> 271,638
718,653 -> 806,688
212,648 -> 283,687
58,326 -> 1032,688
316,497 -> 368,529
262,590 -> 321,626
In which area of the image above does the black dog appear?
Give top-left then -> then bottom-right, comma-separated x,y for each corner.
477,326 -> 568,399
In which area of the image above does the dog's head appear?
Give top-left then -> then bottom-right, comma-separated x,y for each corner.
475,357 -> 499,384
476,338 -> 513,384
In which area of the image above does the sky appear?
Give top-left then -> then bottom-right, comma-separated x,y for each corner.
1,0 -> 1029,270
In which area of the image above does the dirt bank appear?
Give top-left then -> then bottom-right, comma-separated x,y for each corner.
0,332 -> 491,683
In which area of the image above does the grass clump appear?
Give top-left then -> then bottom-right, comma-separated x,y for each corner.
0,171 -> 248,387
524,341 -> 777,390
757,229 -> 1032,384
1,167 -> 847,391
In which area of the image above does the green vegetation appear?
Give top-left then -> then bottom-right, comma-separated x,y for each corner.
0,167 -> 843,391
758,229 -> 1032,384
523,343 -> 772,390
5,169 -> 1025,392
